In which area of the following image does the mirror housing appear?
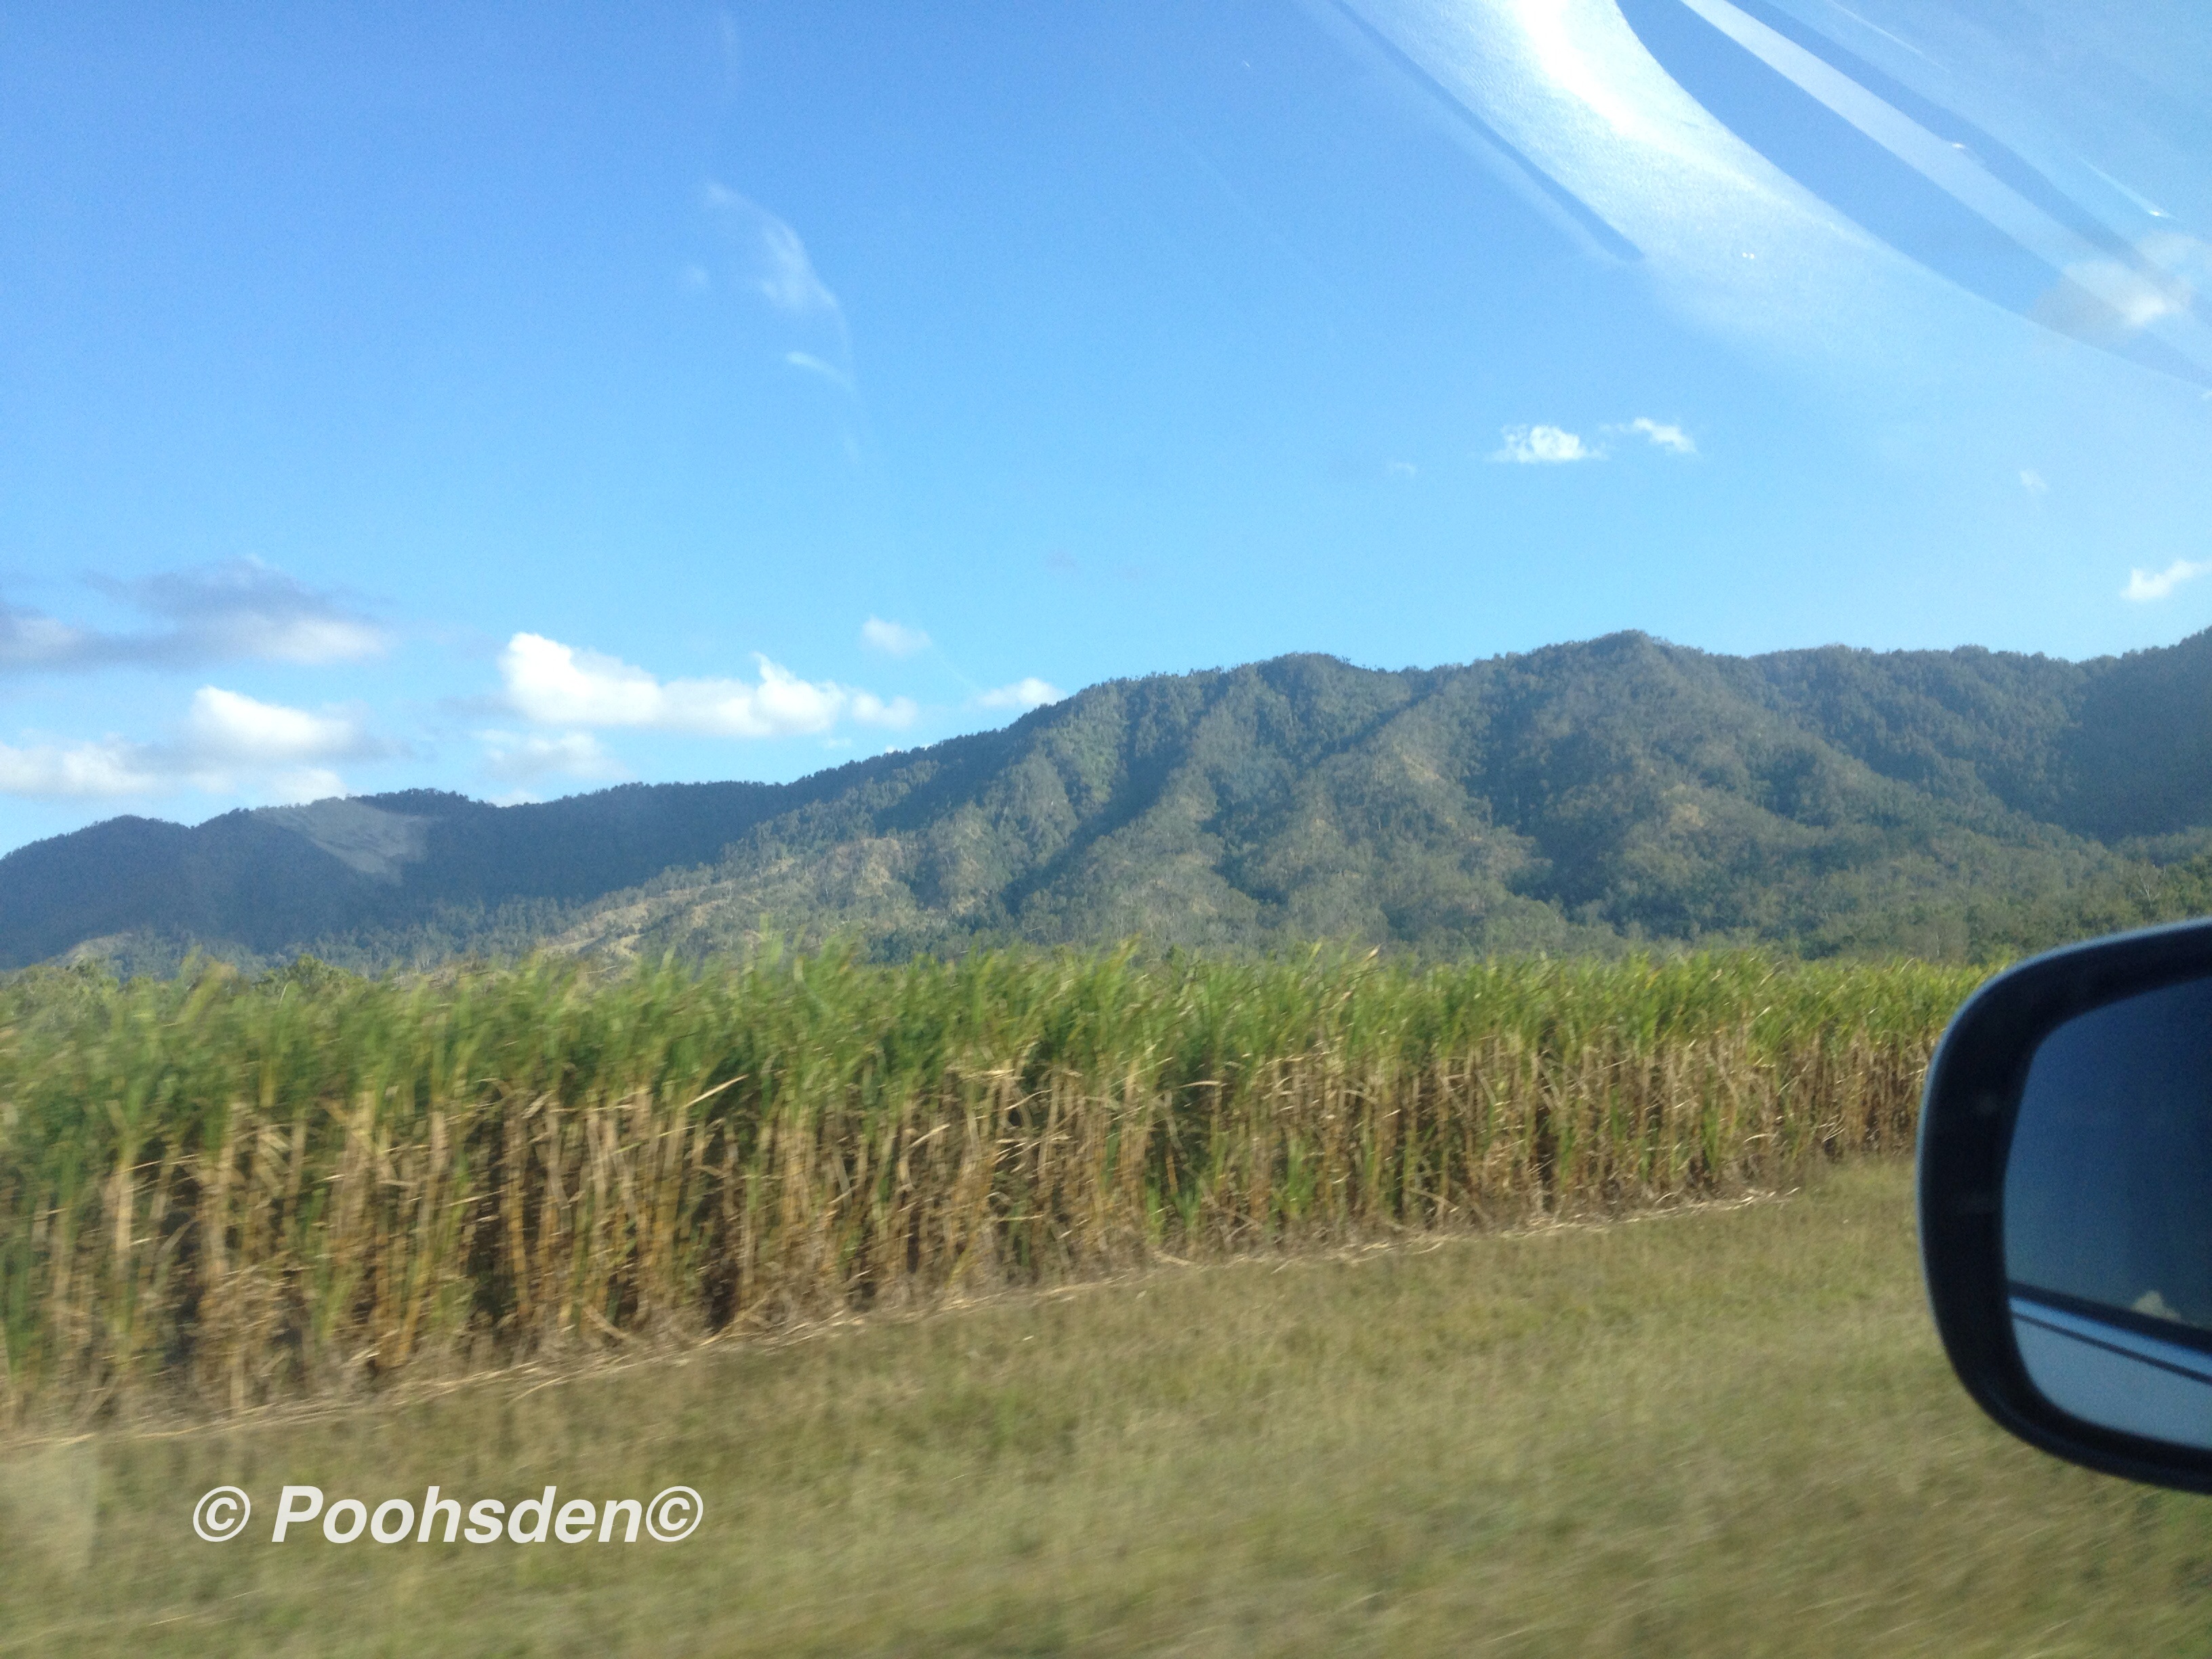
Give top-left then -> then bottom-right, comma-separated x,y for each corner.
1920,916 -> 2212,1492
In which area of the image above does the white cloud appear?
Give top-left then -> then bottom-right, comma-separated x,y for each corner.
1385,459 -> 1418,478
702,184 -> 840,316
1627,417 -> 1696,454
479,729 -> 630,785
183,686 -> 368,764
1490,424 -> 1597,464
110,560 -> 388,665
1,558 -> 387,675
246,616 -> 386,663
0,738 -> 163,798
1492,417 -> 1693,463
2123,559 -> 2212,603
501,635 -> 661,727
754,220 -> 837,314
784,350 -> 853,390
2021,469 -> 2049,495
697,186 -> 858,396
499,633 -> 916,738
0,686 -> 384,800
975,677 -> 1065,712
860,616 -> 930,657
0,609 -> 87,665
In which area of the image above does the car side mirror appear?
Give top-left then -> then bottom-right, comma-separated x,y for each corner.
1920,917 -> 2212,1491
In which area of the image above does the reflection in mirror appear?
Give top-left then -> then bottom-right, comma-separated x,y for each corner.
2004,975 -> 2212,1449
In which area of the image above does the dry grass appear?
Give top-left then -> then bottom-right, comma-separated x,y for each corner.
0,947 -> 1980,1422
3,1160 -> 2209,1656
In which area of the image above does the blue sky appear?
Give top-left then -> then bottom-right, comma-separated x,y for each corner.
3,0 -> 2211,853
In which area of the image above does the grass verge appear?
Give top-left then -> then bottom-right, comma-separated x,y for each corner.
4,1158 -> 2207,1656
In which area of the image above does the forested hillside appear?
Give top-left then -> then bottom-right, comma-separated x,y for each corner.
11,628 -> 2212,970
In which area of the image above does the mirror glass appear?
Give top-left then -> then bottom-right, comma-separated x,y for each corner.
2005,975 -> 2212,1448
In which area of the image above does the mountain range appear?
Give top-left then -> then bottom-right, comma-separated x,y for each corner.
12,628 -> 2212,972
